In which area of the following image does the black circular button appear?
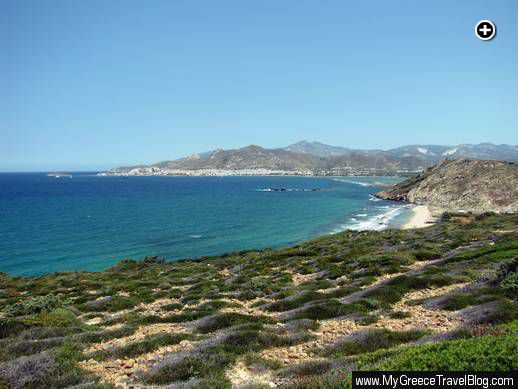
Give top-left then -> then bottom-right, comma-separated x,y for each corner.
475,20 -> 496,41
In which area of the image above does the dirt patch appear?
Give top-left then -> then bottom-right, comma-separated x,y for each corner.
260,282 -> 469,365
80,339 -> 195,388
292,272 -> 318,286
84,323 -> 188,353
226,360 -> 276,388
371,283 -> 469,333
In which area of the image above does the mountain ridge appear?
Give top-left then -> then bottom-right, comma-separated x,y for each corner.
104,142 -> 518,176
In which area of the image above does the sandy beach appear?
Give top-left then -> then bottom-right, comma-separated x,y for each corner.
402,205 -> 436,229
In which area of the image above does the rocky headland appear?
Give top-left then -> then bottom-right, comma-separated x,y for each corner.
376,159 -> 518,214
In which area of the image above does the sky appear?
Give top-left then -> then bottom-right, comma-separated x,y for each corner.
1,0 -> 517,171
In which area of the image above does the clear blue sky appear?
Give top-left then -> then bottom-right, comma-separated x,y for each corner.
1,0 -> 517,171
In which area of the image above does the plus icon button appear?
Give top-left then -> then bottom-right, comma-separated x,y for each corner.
475,20 -> 496,41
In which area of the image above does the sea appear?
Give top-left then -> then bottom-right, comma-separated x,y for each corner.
0,173 -> 413,276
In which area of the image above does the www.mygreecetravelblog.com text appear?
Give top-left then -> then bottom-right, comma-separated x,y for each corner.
352,372 -> 516,389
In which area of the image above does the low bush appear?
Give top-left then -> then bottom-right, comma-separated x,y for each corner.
373,333 -> 518,371
363,274 -> 457,307
74,325 -> 136,344
23,308 -> 80,328
161,302 -> 183,311
323,329 -> 428,357
495,258 -> 517,296
82,295 -> 138,312
0,351 -> 56,388
284,319 -> 320,332
1,337 -> 65,361
195,313 -> 274,333
3,295 -> 67,317
0,319 -> 30,339
266,291 -> 325,312
141,354 -> 218,384
388,311 -> 411,319
286,300 -> 368,321
90,333 -> 196,360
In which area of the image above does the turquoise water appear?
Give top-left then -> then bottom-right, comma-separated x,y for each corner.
0,174 -> 407,276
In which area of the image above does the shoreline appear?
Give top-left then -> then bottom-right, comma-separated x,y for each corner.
402,205 -> 437,229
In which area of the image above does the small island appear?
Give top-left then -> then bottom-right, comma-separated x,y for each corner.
47,172 -> 72,178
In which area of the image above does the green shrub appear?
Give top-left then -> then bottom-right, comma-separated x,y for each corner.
141,355 -> 217,383
440,294 -> 478,311
4,295 -> 67,317
364,274 -> 457,307
286,300 -> 368,321
267,291 -> 325,312
389,311 -> 411,319
161,302 -> 183,311
82,295 -> 138,312
323,329 -> 428,357
0,319 -> 30,339
195,313 -> 273,333
23,308 -> 80,328
374,333 -> 518,371
495,258 -> 517,296
90,333 -> 196,360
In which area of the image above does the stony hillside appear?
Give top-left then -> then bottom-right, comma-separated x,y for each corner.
1,214 -> 517,388
377,159 -> 518,213
283,141 -> 353,157
160,146 -> 322,171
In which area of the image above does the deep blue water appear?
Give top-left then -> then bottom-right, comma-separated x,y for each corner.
0,173 -> 408,276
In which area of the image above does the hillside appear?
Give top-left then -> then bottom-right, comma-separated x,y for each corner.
283,141 -> 353,157
104,142 -> 518,176
376,159 -> 518,213
1,214 -> 517,387
384,143 -> 518,163
285,142 -> 518,163
159,146 -> 322,172
106,146 -> 429,176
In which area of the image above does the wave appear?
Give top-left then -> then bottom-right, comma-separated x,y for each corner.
332,178 -> 371,187
333,204 -> 411,233
189,235 -> 202,238
368,195 -> 382,202
256,188 -> 320,192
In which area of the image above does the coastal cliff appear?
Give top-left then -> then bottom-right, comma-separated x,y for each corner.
376,159 -> 518,213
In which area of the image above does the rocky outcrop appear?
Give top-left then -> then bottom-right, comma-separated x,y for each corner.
376,159 -> 518,213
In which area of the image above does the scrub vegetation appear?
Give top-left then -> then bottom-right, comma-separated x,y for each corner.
1,213 -> 517,388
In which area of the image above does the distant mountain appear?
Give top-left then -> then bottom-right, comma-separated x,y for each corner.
376,159 -> 518,213
284,141 -> 518,163
386,143 -> 518,164
104,142 -> 518,176
283,141 -> 353,157
156,145 -> 321,171
386,145 -> 450,162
